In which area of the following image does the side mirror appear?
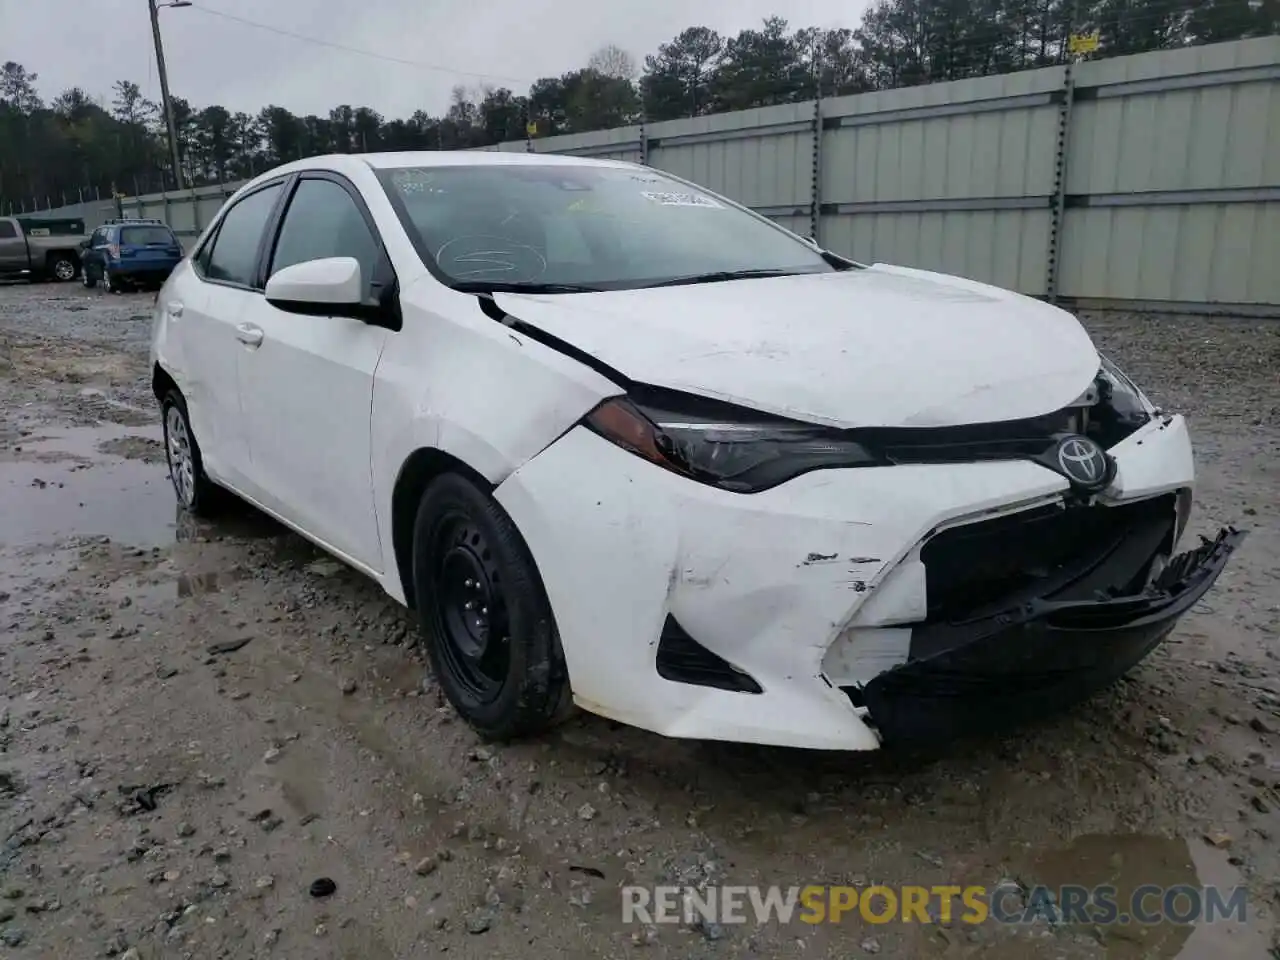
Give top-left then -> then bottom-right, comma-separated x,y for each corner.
266,256 -> 365,317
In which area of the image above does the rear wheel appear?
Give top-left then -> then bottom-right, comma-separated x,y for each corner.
81,266 -> 97,289
101,269 -> 117,294
412,473 -> 572,740
49,255 -> 78,282
161,390 -> 220,517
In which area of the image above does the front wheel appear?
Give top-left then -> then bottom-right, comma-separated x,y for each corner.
161,390 -> 220,517
412,473 -> 572,740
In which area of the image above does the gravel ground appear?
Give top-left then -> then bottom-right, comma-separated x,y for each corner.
0,281 -> 1277,959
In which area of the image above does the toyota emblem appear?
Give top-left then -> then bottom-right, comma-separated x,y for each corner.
1055,435 -> 1110,490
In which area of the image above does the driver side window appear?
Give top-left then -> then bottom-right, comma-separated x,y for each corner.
269,177 -> 381,298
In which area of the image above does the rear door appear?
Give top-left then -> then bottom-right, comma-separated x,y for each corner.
178,181 -> 288,488
0,220 -> 28,273
234,173 -> 392,569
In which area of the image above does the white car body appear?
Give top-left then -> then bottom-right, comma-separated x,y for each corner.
150,151 -> 1242,751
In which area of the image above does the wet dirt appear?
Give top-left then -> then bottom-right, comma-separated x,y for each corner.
0,282 -> 1278,959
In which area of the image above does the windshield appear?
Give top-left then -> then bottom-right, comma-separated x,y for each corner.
121,226 -> 175,246
376,164 -> 838,291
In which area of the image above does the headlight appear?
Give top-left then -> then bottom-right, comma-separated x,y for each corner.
584,397 -> 883,493
1098,355 -> 1155,415
1088,355 -> 1154,447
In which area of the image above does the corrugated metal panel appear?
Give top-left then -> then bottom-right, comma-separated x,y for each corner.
824,209 -> 1052,294
1059,202 -> 1279,304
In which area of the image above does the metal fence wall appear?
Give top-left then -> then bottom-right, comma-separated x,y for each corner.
115,36 -> 1279,314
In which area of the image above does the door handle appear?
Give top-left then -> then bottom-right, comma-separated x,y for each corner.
235,323 -> 264,347
167,301 -> 183,318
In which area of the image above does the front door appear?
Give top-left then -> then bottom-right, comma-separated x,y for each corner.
235,174 -> 391,570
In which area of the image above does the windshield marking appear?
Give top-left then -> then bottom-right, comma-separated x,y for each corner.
640,191 -> 721,208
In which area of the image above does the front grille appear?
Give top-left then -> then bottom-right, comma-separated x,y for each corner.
920,494 -> 1177,625
655,616 -> 762,694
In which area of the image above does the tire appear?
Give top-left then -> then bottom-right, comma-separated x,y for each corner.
412,473 -> 572,740
160,389 -> 220,517
48,254 -> 78,282
102,269 -> 118,294
81,265 -> 97,289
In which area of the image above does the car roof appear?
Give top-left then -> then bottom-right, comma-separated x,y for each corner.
218,151 -> 651,220
247,151 -> 638,183
360,151 -> 635,171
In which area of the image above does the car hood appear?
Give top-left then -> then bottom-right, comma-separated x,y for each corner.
492,263 -> 1101,429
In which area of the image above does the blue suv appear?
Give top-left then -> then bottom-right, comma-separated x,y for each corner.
81,218 -> 184,293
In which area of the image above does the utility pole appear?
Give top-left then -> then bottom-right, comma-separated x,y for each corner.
149,0 -> 190,190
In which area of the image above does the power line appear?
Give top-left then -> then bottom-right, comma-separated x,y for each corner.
184,3 -> 537,87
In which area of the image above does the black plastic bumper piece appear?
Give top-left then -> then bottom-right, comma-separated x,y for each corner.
861,527 -> 1245,743
656,616 -> 763,694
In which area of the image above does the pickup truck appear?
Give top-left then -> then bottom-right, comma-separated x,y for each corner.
0,216 -> 84,282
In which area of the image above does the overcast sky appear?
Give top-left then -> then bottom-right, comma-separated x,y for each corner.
2,0 -> 871,119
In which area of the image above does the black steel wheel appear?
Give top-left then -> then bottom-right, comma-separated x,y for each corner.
412,472 -> 571,739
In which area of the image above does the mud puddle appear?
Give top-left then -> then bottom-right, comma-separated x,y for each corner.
0,423 -> 176,547
1012,833 -> 1269,960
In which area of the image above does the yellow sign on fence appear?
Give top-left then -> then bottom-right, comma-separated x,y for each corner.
526,121 -> 538,136
1069,31 -> 1100,54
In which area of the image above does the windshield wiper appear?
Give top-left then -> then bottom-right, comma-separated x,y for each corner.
638,268 -> 805,289
451,281 -> 605,295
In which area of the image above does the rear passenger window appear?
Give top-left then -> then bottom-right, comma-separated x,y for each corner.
205,183 -> 283,288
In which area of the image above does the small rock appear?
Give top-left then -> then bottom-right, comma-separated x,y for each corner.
414,858 -> 438,877
255,875 -> 274,890
577,803 -> 597,822
1250,795 -> 1270,814
1,929 -> 24,947
861,936 -> 881,954
120,949 -> 141,960
466,912 -> 492,934
698,920 -> 725,941
340,678 -> 358,695
1204,831 -> 1233,849
631,924 -> 659,946
212,846 -> 231,862
263,748 -> 282,764
210,871 -> 229,888
309,877 -> 337,898
176,822 -> 196,838
1250,717 -> 1273,735
1225,713 -> 1243,725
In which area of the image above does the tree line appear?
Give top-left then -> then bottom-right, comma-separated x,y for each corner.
1,0 -> 1275,210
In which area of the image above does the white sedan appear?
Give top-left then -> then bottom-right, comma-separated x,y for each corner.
150,151 -> 1243,751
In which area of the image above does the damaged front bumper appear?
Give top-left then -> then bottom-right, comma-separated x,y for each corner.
862,527 -> 1245,743
495,413 -> 1240,751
